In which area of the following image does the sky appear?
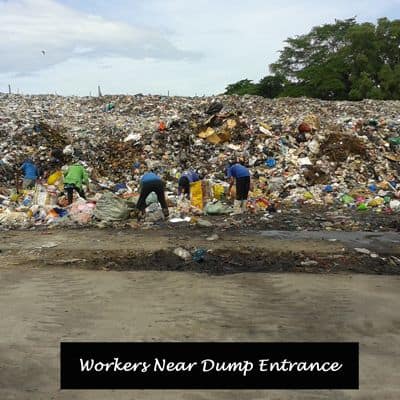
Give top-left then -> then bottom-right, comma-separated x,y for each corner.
0,0 -> 399,96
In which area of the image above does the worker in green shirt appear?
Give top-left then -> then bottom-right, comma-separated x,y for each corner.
63,161 -> 89,205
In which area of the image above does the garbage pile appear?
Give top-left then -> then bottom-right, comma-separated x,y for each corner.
1,93 -> 400,229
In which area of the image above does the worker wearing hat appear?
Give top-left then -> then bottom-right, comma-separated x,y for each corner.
63,159 -> 89,205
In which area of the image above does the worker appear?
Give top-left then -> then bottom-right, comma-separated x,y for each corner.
50,148 -> 64,167
21,158 -> 40,189
136,171 -> 169,221
226,161 -> 251,214
63,161 -> 89,205
178,169 -> 200,199
43,148 -> 64,181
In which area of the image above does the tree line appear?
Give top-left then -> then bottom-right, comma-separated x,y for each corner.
225,18 -> 400,100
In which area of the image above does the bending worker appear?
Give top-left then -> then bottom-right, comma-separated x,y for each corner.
63,161 -> 89,205
227,161 -> 251,213
136,171 -> 169,220
178,169 -> 200,199
21,158 -> 40,189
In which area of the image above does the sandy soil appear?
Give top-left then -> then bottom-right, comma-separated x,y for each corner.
0,229 -> 400,399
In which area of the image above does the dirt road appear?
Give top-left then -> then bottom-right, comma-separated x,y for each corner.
0,229 -> 400,399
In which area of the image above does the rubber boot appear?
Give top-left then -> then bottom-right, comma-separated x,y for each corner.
231,200 -> 243,215
162,208 -> 169,219
241,200 -> 247,213
137,210 -> 145,222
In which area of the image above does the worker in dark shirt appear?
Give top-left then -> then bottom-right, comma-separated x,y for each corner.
178,169 -> 200,199
226,162 -> 251,214
136,171 -> 169,221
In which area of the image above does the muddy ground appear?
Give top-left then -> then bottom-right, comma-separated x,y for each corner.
3,205 -> 400,233
195,206 -> 400,232
1,227 -> 400,275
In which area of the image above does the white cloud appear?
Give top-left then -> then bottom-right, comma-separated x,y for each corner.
0,0 -> 198,75
1,0 -> 399,95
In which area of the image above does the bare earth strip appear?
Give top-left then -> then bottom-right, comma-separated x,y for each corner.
0,229 -> 399,399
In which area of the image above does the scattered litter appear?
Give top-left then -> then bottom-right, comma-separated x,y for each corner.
196,219 -> 213,228
1,94 -> 400,230
193,248 -> 207,262
173,247 -> 191,261
300,260 -> 318,266
53,258 -> 87,264
206,234 -> 219,241
354,248 -> 371,255
170,217 -> 191,223
37,242 -> 58,248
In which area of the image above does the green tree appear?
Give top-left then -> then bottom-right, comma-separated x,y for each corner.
225,17 -> 400,100
256,75 -> 286,98
270,18 -> 358,99
224,79 -> 258,95
349,72 -> 375,100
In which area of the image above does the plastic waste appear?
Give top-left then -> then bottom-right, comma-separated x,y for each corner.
93,192 -> 130,222
389,199 -> 400,211
341,194 -> 354,204
204,201 -> 231,215
193,248 -> 206,262
303,192 -> 314,200
145,192 -> 158,206
265,158 -> 276,168
174,247 -> 191,261
197,218 -> 213,227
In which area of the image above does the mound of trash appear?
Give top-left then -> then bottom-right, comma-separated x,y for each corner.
1,93 -> 400,228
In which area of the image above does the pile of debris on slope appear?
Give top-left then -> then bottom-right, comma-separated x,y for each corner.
1,93 -> 400,228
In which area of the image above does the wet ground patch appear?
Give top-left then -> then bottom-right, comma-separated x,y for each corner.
36,248 -> 400,275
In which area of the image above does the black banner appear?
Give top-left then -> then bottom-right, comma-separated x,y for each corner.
60,342 -> 359,390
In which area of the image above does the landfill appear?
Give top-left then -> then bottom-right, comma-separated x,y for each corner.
1,92 -> 400,230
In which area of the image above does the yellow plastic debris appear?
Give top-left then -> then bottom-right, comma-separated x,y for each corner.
303,191 -> 314,200
190,181 -> 203,210
368,197 -> 384,207
198,127 -> 215,139
47,170 -> 62,185
212,184 -> 225,200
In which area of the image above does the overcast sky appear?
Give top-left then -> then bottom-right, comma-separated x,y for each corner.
0,0 -> 399,96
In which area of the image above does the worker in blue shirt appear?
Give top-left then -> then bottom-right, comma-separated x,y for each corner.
136,171 -> 169,221
178,169 -> 200,199
226,162 -> 251,213
21,158 -> 40,189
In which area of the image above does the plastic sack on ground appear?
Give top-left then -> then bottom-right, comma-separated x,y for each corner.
69,200 -> 95,224
93,192 -> 130,222
204,201 -> 232,215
